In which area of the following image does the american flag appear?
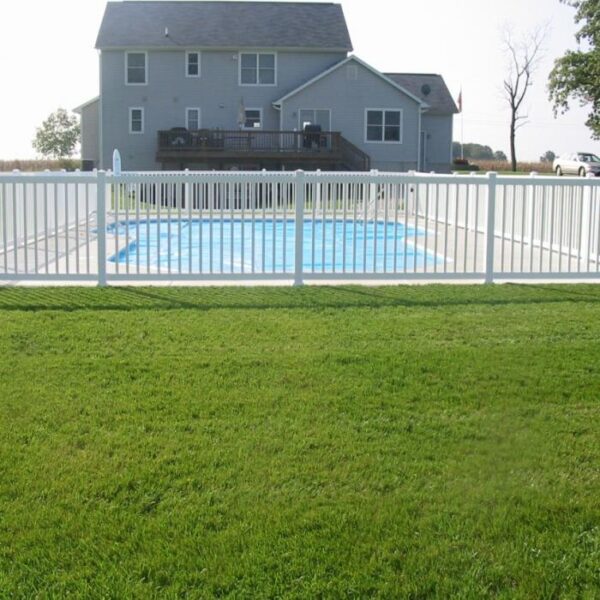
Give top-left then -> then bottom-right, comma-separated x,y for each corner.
457,90 -> 463,113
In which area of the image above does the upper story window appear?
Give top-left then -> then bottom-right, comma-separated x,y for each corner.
365,109 -> 402,143
240,53 -> 276,86
186,108 -> 201,130
126,52 -> 147,85
186,52 -> 200,78
129,107 -> 144,134
243,109 -> 262,129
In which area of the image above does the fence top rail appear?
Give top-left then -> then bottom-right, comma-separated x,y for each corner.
112,170 -> 490,186
0,173 -> 99,184
106,171 -> 300,184
0,169 -> 96,175
486,175 -> 600,187
302,172 -> 600,187
1,169 -> 600,188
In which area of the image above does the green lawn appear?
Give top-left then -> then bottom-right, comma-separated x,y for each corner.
0,285 -> 599,598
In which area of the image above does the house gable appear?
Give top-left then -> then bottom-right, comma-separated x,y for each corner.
73,97 -> 100,114
278,56 -> 424,171
274,56 -> 428,109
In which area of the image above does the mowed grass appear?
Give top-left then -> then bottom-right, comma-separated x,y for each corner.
0,285 -> 599,598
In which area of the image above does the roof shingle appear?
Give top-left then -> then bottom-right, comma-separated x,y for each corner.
385,73 -> 458,115
96,1 -> 353,50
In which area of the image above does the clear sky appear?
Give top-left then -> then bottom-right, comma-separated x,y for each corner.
1,0 -> 599,160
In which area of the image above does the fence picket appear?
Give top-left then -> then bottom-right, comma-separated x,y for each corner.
0,169 -> 599,284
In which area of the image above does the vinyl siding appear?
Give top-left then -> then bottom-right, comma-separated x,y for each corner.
280,61 -> 422,172
80,100 -> 100,167
100,49 -> 346,170
421,114 -> 453,173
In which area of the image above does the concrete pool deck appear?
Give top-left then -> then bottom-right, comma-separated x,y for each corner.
1,212 -> 599,286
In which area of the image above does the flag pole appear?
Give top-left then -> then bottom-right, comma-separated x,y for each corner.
461,111 -> 464,160
459,88 -> 464,159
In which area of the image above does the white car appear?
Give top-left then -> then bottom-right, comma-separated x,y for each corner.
553,152 -> 600,177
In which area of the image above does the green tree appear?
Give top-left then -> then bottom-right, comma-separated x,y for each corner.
494,150 -> 508,161
470,144 -> 494,160
540,150 -> 556,163
32,108 -> 80,159
453,143 -> 491,160
549,0 -> 600,138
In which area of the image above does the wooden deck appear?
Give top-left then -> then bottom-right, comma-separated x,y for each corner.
156,129 -> 370,171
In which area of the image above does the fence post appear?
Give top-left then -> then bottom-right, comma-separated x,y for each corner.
184,168 -> 190,211
407,170 -> 416,216
294,170 -> 305,286
370,169 -> 379,217
316,169 -> 322,213
485,171 -> 497,284
97,170 -> 107,287
527,172 -> 537,247
581,173 -> 595,263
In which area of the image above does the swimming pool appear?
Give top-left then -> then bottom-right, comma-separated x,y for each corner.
108,219 -> 440,273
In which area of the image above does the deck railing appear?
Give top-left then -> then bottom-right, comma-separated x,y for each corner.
1,169 -> 599,284
157,129 -> 342,154
338,136 -> 371,171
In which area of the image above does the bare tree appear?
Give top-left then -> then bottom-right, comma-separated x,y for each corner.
502,27 -> 547,172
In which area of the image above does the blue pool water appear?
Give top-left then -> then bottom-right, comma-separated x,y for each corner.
108,219 -> 439,273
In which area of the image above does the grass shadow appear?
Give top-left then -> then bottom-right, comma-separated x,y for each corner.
0,283 -> 600,313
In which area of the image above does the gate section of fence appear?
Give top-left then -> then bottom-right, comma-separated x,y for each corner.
1,169 -> 600,285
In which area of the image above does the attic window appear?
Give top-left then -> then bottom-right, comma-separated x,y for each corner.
126,52 -> 147,85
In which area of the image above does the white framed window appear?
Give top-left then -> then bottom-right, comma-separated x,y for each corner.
365,109 -> 402,143
186,107 -> 201,130
186,51 -> 201,78
239,52 -> 276,86
243,108 -> 262,129
129,107 -> 144,134
125,51 -> 147,85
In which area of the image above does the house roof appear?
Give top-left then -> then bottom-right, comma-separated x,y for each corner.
273,55 -> 428,108
95,1 -> 353,51
384,73 -> 458,115
73,97 -> 100,114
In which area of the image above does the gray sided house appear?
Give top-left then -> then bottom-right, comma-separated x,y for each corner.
76,1 -> 458,172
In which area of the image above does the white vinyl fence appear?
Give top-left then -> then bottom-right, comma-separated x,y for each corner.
1,169 -> 599,284
0,173 -> 98,280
